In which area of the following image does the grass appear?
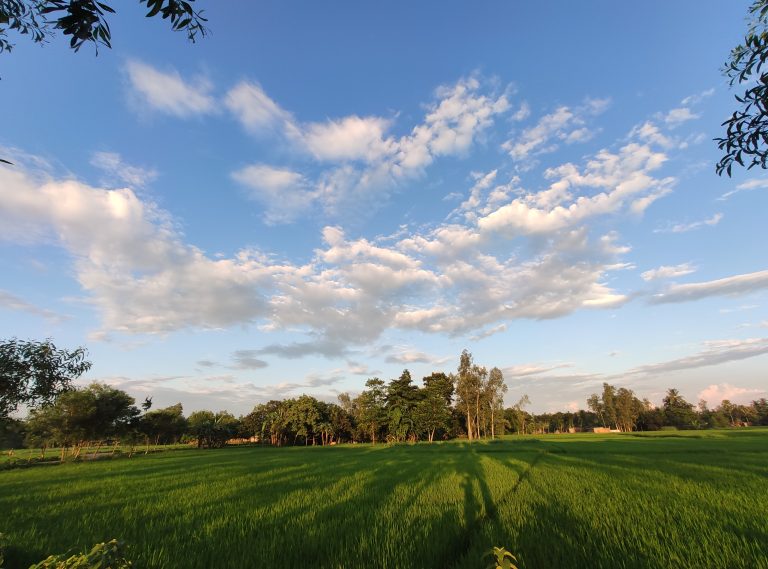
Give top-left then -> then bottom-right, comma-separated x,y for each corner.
1,429 -> 766,568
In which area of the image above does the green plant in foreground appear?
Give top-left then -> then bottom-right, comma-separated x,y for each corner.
0,532 -> 7,567
28,539 -> 131,569
487,546 -> 519,569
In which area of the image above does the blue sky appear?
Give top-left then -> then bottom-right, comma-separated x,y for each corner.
1,1 -> 767,414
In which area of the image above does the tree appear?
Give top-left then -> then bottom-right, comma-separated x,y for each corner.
187,410 -> 238,448
1,338 -> 91,420
716,0 -> 768,176
662,388 -> 697,429
455,350 -> 483,441
509,394 -> 530,435
0,0 -> 207,55
141,403 -> 186,444
485,367 -> 507,438
413,376 -> 451,443
357,377 -> 386,444
385,369 -> 420,442
25,382 -> 139,457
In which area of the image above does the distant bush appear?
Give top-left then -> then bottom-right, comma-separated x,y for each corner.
660,426 -> 678,431
28,539 -> 131,569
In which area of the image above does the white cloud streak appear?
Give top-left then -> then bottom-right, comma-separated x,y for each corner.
651,270 -> 768,304
125,60 -> 215,117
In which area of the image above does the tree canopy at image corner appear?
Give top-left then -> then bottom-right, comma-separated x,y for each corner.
0,0 -> 206,55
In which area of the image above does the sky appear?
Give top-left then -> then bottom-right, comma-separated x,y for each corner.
1,1 -> 767,415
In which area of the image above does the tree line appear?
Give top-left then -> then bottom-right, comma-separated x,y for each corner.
2,339 -> 767,454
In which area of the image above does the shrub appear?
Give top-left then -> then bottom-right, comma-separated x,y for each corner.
28,539 -> 131,569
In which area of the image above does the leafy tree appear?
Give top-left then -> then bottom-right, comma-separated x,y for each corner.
507,394 -> 531,435
485,367 -> 507,438
141,403 -> 186,444
752,397 -> 768,425
716,0 -> 768,176
0,0 -> 207,55
25,382 -> 139,457
662,388 -> 697,429
413,380 -> 451,443
455,350 -> 483,441
385,369 -> 420,442
187,410 -> 238,448
357,377 -> 386,444
0,338 -> 91,419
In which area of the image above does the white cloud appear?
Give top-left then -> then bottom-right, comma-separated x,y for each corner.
231,164 -> 315,224
651,270 -> 768,304
0,166 -> 274,335
124,60 -> 215,118
681,88 -> 715,106
226,76 -> 510,222
384,349 -> 442,365
640,262 -> 697,281
0,290 -> 65,322
718,178 -> 768,200
664,107 -> 699,126
630,121 -> 676,149
479,143 -> 671,236
503,99 -> 608,162
698,382 -> 765,404
303,116 -> 393,162
224,81 -> 301,137
626,338 -> 768,377
90,152 -> 157,188
654,213 -> 723,234
0,130 -> 672,352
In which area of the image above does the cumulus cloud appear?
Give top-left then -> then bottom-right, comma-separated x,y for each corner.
503,101 -> 604,162
0,118 -> 683,354
651,270 -> 768,304
384,349 -> 447,365
664,107 -> 699,126
224,81 -> 301,137
640,263 -> 697,281
227,76 -> 510,221
125,60 -> 215,117
698,382 -> 765,405
90,152 -> 158,188
231,164 -> 315,224
654,213 -> 722,234
479,142 -> 671,236
0,165 -> 274,335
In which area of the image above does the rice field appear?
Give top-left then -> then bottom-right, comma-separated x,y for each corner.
1,429 -> 767,569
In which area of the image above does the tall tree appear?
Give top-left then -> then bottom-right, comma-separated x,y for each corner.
414,375 -> 452,443
357,378 -> 386,444
485,367 -> 507,438
385,370 -> 420,442
662,388 -> 697,429
455,350 -> 480,441
1,338 -> 91,419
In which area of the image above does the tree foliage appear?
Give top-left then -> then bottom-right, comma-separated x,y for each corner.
0,338 -> 91,419
0,0 -> 207,55
716,0 -> 768,175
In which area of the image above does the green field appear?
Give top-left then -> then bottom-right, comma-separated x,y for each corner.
1,430 -> 767,569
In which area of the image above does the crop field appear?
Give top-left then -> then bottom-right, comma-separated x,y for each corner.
1,430 -> 767,569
